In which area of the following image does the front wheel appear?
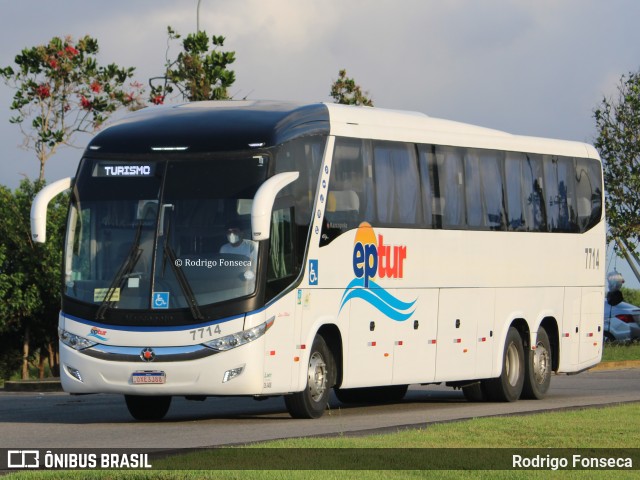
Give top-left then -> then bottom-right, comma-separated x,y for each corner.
124,395 -> 172,421
521,327 -> 552,399
285,335 -> 335,419
484,327 -> 524,402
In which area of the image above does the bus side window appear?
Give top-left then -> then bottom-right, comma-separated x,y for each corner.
480,151 -> 507,230
543,156 -> 579,233
372,141 -> 421,225
522,154 -> 547,232
436,146 -> 465,229
418,145 -> 436,228
321,138 -> 367,246
575,158 -> 603,232
505,153 -> 526,231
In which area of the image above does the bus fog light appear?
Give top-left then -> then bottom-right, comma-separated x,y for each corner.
66,366 -> 83,382
223,365 -> 245,383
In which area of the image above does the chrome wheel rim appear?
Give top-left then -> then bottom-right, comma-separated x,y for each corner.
505,342 -> 521,387
533,341 -> 550,385
308,352 -> 327,402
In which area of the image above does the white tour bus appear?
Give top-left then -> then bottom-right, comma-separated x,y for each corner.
32,101 -> 605,420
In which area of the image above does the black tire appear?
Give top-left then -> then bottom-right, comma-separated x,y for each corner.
285,335 -> 335,419
124,395 -> 172,421
335,385 -> 409,404
484,327 -> 524,402
522,327 -> 552,400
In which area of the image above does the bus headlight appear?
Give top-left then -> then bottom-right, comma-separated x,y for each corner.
204,317 -> 274,352
59,328 -> 97,351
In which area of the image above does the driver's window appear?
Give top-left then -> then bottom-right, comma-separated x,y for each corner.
266,207 -> 296,300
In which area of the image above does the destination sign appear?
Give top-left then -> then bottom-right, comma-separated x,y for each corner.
92,163 -> 155,177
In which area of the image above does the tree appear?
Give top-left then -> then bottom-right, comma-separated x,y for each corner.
0,35 -> 143,182
594,70 -> 640,248
149,26 -> 236,104
330,69 -> 374,106
0,180 -> 67,379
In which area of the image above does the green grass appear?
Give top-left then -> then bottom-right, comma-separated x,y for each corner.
5,403 -> 639,479
601,341 -> 640,362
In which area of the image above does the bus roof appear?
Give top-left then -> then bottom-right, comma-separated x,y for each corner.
87,100 -> 330,154
324,103 -> 599,159
87,100 -> 598,159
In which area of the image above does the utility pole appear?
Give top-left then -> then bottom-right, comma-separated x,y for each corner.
197,0 -> 202,32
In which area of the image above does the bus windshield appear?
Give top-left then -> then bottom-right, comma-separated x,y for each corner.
64,154 -> 269,314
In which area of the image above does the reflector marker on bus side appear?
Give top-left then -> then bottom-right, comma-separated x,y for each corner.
587,332 -> 594,337
478,337 -> 487,342
395,341 -> 404,346
368,341 -> 377,347
563,333 -> 570,337
454,338 -> 462,343
296,344 -> 306,350
429,339 -> 437,344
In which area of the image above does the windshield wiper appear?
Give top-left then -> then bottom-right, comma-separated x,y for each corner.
160,208 -> 203,321
96,221 -> 144,320
162,244 -> 204,321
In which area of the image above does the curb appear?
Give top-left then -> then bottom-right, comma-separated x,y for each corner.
2,361 -> 639,392
591,360 -> 640,371
2,378 -> 63,392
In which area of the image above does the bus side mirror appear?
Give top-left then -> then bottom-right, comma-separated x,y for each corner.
31,177 -> 74,243
251,172 -> 299,241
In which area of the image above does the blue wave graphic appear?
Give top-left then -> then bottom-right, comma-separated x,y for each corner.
339,278 -> 416,322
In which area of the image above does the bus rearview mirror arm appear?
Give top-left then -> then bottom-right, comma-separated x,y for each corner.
31,177 -> 74,243
251,172 -> 299,241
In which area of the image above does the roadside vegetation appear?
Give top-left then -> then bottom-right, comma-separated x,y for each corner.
602,341 -> 640,362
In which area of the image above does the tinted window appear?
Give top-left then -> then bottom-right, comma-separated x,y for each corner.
372,141 -> 420,225
418,145 -> 435,227
543,156 -> 579,232
322,138 -> 368,245
575,158 -> 603,232
436,147 -> 465,228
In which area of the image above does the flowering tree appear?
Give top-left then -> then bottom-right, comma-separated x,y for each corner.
149,26 -> 236,104
0,35 -> 144,181
330,69 -> 374,106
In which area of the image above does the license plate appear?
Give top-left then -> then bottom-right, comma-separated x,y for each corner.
132,371 -> 166,384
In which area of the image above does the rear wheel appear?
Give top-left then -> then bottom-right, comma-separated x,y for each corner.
124,395 -> 172,421
522,327 -> 552,399
484,327 -> 524,402
285,335 -> 335,419
335,385 -> 409,404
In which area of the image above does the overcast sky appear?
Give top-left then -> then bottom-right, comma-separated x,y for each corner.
2,0 -> 640,282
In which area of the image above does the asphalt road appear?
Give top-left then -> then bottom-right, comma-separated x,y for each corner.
1,367 -> 639,449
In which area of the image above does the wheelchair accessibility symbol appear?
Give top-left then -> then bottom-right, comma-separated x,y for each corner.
308,259 -> 318,285
153,292 -> 170,309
